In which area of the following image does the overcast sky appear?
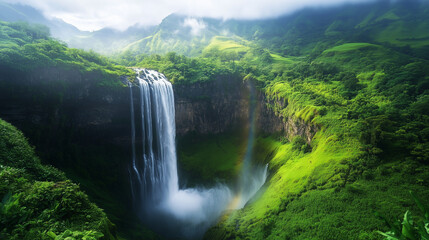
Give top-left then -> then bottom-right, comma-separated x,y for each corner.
5,0 -> 375,31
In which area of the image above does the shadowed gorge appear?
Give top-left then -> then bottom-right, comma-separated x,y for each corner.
1,0 -> 429,239
128,69 -> 267,239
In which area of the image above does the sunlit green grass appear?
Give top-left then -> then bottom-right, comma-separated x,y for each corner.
323,43 -> 380,53
204,36 -> 249,53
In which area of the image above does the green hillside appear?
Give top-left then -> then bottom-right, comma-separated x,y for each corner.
0,118 -> 118,240
0,21 -> 133,81
0,0 -> 429,239
204,35 -> 429,239
112,2 -> 429,239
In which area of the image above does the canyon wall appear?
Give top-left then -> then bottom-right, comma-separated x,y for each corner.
174,74 -> 249,136
0,67 -> 317,173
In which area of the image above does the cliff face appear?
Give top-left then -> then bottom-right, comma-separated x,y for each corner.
0,66 -> 132,159
174,74 -> 249,136
0,66 -> 134,216
0,67 -> 318,172
0,67 -> 320,237
257,93 -> 319,143
0,66 -> 159,239
174,75 -> 318,143
255,91 -> 284,134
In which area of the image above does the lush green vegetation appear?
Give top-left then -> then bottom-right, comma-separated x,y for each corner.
109,4 -> 429,237
115,51 -> 241,84
0,118 -> 117,240
114,2 -> 429,239
201,33 -> 429,239
114,17 -> 429,237
378,191 -> 429,240
0,21 -> 156,240
0,21 -> 133,86
1,0 -> 429,239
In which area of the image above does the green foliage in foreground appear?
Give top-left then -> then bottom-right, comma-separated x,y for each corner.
206,136 -> 429,240
199,25 -> 429,240
2,2 -> 429,238
0,118 -> 117,240
378,192 -> 429,240
113,31 -> 429,239
0,21 -> 133,87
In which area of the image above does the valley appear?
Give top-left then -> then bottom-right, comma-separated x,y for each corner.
1,0 -> 429,239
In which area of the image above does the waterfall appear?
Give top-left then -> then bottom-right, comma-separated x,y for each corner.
128,69 -> 267,239
132,68 -> 178,203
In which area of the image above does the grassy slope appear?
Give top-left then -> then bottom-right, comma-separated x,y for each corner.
0,118 -> 117,240
203,36 -> 250,53
115,8 -> 429,236
208,136 -> 429,239
359,6 -> 429,49
2,2 -> 428,239
205,30 -> 429,238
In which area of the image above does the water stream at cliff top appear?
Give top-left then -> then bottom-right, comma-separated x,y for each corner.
128,68 -> 267,239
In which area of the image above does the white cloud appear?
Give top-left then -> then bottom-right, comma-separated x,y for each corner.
4,0 -> 376,31
183,18 -> 206,35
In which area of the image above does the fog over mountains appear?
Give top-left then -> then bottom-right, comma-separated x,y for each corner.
2,0 -> 428,58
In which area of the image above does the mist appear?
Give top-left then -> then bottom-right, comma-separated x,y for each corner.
4,0 -> 377,31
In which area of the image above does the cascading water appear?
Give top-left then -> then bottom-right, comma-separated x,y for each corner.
131,68 -> 178,204
128,68 -> 268,239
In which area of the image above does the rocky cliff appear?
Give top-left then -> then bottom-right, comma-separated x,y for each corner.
0,67 -> 318,173
0,66 -> 132,167
0,66 -> 135,232
174,74 -> 318,143
174,74 -> 249,136
0,67 -> 319,235
257,93 -> 319,143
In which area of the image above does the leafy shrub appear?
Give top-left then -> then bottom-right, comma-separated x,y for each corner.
0,119 -> 65,182
378,192 -> 429,240
0,118 -> 117,240
291,136 -> 311,153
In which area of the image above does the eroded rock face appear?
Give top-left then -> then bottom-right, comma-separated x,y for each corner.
174,76 -> 318,143
174,74 -> 249,136
255,91 -> 319,143
0,67 -> 319,220
285,117 -> 319,143
255,91 -> 285,134
0,67 -> 133,149
0,66 -> 134,212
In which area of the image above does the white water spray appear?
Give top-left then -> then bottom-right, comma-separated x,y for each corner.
128,69 -> 267,239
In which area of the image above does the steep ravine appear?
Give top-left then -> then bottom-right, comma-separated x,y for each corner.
0,66 -> 142,237
0,67 -> 320,238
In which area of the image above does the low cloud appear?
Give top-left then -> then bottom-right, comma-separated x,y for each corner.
4,0 -> 376,31
183,18 -> 206,36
